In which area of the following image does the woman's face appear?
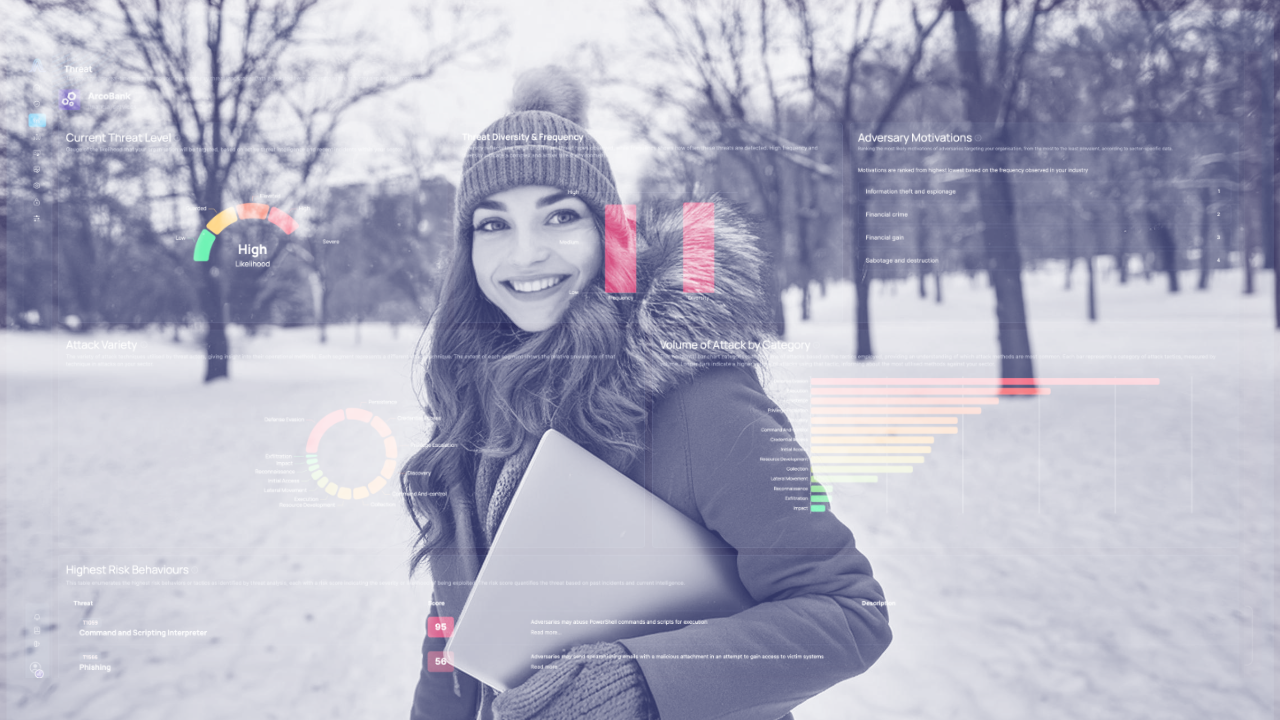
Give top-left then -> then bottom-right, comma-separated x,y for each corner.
471,185 -> 603,333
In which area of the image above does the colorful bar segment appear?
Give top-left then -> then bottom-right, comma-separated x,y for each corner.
814,455 -> 926,464
816,466 -> 913,474
812,378 -> 1159,386
267,207 -> 298,234
194,229 -> 218,261
604,204 -> 637,293
814,407 -> 983,415
813,436 -> 933,444
813,397 -> 999,405
814,440 -> 936,450
814,388 -> 1049,396
237,203 -> 270,220
205,208 -> 238,235
814,415 -> 957,420
817,427 -> 958,434
682,203 -> 715,293
370,417 -> 393,438
306,410 -> 346,453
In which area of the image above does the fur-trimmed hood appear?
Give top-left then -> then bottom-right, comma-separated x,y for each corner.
617,195 -> 775,398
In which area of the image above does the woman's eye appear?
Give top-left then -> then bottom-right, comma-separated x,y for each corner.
548,209 -> 581,225
475,218 -> 507,233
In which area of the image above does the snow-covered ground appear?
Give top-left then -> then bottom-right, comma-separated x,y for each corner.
3,266 -> 1274,719
782,266 -> 1275,720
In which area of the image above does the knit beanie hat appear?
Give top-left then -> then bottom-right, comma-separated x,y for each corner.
456,66 -> 622,243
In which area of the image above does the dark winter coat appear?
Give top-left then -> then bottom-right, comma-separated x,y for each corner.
409,198 -> 892,720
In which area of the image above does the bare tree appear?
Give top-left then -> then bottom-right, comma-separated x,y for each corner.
111,0 -> 498,381
792,0 -> 946,359
112,0 -> 322,380
948,0 -> 1069,382
638,0 -> 830,335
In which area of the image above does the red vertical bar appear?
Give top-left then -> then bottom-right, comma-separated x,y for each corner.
683,202 -> 715,293
604,204 -> 637,293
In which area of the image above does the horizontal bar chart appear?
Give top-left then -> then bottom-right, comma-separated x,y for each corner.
807,376 -> 1159,488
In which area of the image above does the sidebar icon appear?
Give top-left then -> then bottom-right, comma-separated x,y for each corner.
26,605 -> 49,680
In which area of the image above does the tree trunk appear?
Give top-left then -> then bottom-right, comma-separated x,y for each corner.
852,188 -> 872,360
1086,252 -> 1097,322
917,208 -> 929,298
1146,209 -> 1180,293
950,0 -> 1035,383
1243,201 -> 1255,295
766,230 -> 787,336
319,282 -> 329,344
982,169 -> 1035,381
843,124 -> 873,360
1198,188 -> 1211,290
1064,219 -> 1075,290
200,270 -> 229,381
796,170 -> 817,322
199,203 -> 229,382
1116,214 -> 1130,285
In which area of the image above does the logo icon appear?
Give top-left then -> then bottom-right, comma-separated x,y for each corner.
28,113 -> 46,128
60,89 -> 79,111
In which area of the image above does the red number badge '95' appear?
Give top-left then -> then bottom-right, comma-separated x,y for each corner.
427,616 -> 454,638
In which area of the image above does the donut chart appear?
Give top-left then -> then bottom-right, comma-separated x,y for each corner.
306,408 -> 397,500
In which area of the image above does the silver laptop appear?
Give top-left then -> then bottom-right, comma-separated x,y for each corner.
444,429 -> 756,691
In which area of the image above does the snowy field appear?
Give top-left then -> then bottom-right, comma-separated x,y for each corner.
3,265 -> 1275,719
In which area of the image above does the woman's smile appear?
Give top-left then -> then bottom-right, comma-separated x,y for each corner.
504,274 -> 570,294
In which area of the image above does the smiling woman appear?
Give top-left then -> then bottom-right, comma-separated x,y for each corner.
402,66 -> 891,720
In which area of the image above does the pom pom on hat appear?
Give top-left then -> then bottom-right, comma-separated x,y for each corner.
456,66 -> 619,241
511,66 -> 588,127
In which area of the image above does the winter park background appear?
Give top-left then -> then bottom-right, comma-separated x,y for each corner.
4,0 -> 1278,718
5,267 -> 1274,719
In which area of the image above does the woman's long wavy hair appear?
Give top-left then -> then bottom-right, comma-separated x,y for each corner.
401,210 -> 646,573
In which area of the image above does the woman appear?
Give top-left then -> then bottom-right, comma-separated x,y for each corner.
404,67 -> 891,720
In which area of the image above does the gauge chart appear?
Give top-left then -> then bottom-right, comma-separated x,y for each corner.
192,203 -> 299,261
